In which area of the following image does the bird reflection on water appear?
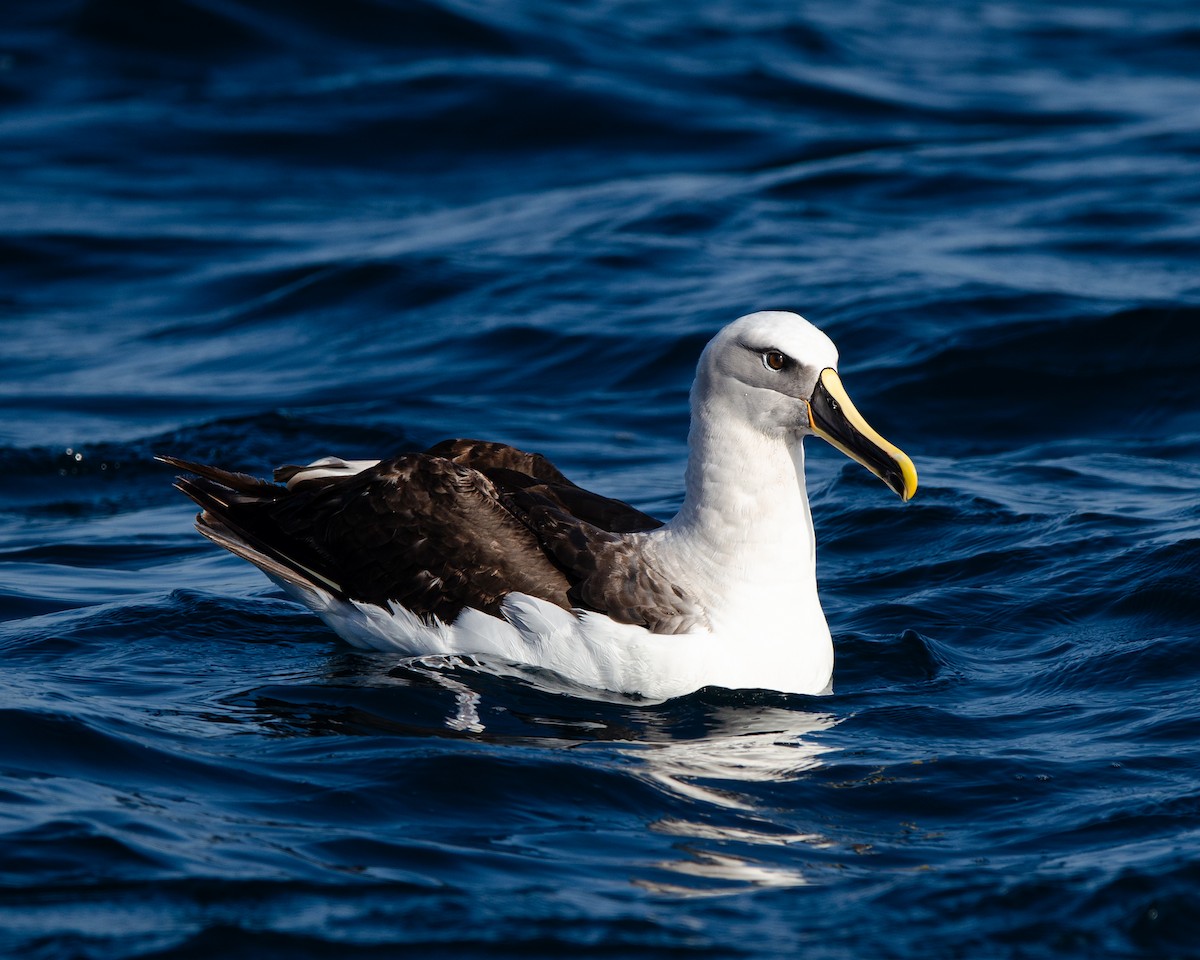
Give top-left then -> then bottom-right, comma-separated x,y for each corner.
398,656 -> 839,895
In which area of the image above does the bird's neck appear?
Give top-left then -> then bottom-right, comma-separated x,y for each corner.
640,389 -> 833,695
658,397 -> 817,589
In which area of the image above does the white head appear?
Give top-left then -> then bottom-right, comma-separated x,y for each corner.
694,310 -> 839,442
693,310 -> 917,500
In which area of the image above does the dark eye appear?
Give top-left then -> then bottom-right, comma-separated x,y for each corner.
763,351 -> 786,371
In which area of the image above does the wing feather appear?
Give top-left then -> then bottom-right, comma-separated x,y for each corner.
166,453 -> 572,621
163,439 -> 696,634
427,438 -> 662,534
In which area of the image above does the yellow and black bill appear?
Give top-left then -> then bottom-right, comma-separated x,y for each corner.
807,368 -> 918,501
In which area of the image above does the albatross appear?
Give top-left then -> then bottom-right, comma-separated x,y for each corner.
162,311 -> 916,700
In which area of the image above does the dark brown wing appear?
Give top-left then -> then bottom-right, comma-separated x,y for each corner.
426,438 -> 663,534
505,489 -> 707,635
162,453 -> 573,622
163,440 -> 695,633
424,438 -> 573,483
419,443 -> 697,631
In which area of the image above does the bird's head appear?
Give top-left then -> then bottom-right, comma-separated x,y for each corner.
695,310 -> 917,500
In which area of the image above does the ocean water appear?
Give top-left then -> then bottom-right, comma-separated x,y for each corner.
3,0 -> 1200,956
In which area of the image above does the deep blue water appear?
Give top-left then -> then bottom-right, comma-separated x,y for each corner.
3,0 -> 1200,956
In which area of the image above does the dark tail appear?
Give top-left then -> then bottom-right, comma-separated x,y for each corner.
158,455 -> 347,600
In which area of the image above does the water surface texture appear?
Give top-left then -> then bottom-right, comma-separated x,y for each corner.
3,1 -> 1200,957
